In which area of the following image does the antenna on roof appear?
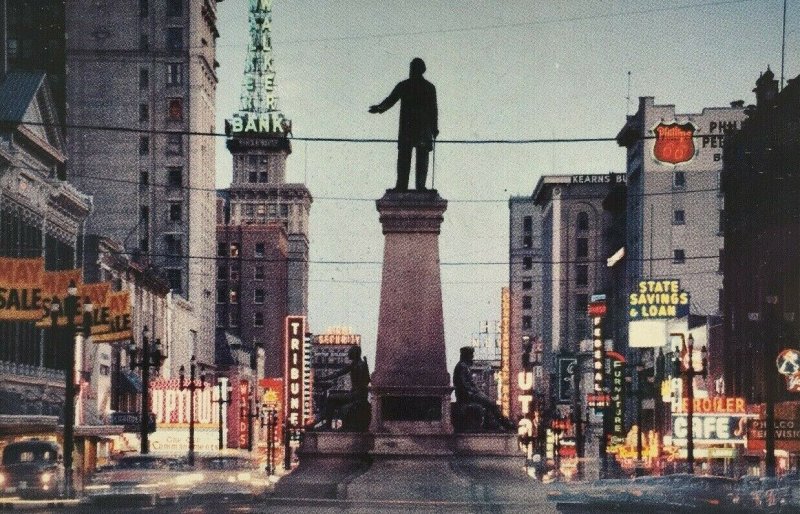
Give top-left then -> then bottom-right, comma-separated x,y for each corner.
780,0 -> 787,91
625,71 -> 632,115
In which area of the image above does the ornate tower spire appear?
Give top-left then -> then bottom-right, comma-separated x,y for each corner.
228,0 -> 290,136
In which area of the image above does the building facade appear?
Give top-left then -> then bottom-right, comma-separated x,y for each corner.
616,97 -> 746,320
223,0 -> 311,318
723,69 -> 800,403
64,0 -> 220,366
0,71 -> 92,420
507,196 -> 544,422
216,204 -> 289,379
534,175 -> 621,353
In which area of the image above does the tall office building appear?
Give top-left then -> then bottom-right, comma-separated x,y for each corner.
64,0 -> 220,365
534,174 -> 623,356
507,196 -> 544,421
616,97 -> 746,320
223,0 -> 311,319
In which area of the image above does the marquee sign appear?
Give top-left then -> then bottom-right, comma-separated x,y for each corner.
285,316 -> 306,438
150,378 -> 219,428
238,380 -> 250,448
500,287 -> 510,417
628,280 -> 690,320
589,295 -> 608,408
653,122 -> 696,164
609,353 -> 626,442
670,396 -> 752,446
314,333 -> 362,346
672,396 -> 746,415
516,368 -> 536,453
671,414 -> 750,446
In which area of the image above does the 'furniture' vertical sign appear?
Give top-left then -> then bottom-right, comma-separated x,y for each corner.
285,316 -> 306,437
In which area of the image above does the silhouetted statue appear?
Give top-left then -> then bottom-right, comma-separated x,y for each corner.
315,346 -> 371,432
369,58 -> 438,191
453,346 -> 515,432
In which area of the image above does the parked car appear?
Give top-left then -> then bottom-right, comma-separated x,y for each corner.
190,455 -> 269,499
84,454 -> 196,506
661,474 -> 739,510
0,440 -> 64,499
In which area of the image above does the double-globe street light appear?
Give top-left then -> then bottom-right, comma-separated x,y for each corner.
240,393 -> 260,452
670,333 -> 707,474
49,280 -> 92,498
260,407 -> 278,475
179,356 -> 206,466
212,379 -> 232,451
128,326 -> 165,454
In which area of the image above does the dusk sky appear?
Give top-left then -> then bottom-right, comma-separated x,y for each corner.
214,0 -> 796,369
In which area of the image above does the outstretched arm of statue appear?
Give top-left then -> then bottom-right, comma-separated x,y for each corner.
369,84 -> 401,113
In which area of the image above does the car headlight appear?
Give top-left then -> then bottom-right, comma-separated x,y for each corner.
40,472 -> 52,484
236,472 -> 252,482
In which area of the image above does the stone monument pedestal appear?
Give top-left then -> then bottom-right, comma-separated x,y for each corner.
370,189 -> 453,435
272,189 -> 534,505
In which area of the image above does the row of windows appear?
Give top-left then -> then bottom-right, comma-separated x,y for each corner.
139,98 -> 184,123
140,203 -> 183,224
217,242 -> 270,258
241,203 -> 290,218
671,209 -> 725,232
217,264 -> 266,281
217,288 -> 267,304
139,135 -> 183,156
672,170 -> 723,189
522,212 -> 590,236
139,64 -> 184,89
216,311 -> 265,328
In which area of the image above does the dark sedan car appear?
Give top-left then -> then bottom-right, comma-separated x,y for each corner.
0,440 -> 64,499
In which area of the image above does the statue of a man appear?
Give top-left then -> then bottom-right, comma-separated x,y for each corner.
454,346 -> 515,431
315,346 -> 371,431
369,58 -> 438,191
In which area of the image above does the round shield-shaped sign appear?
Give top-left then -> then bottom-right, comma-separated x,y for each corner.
776,348 -> 800,376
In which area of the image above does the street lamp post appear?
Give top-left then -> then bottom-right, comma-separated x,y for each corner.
51,280 -> 83,498
241,395 -> 259,452
179,356 -> 206,466
212,379 -> 232,451
670,333 -> 707,474
261,407 -> 278,475
128,326 -> 165,454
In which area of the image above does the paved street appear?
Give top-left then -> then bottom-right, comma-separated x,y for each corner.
12,490 -> 560,514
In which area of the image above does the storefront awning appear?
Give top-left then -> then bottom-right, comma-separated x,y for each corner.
0,415 -> 59,436
74,425 -> 125,438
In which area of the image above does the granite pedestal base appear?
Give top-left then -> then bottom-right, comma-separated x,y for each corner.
273,431 -> 527,502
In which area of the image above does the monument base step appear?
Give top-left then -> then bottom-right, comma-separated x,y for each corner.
299,431 -> 519,457
276,432 -> 534,503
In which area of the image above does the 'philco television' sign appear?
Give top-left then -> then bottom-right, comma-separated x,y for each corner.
285,316 -> 306,438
